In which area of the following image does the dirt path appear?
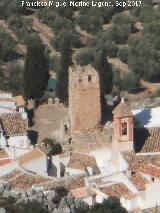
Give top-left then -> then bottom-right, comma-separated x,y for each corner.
108,57 -> 129,74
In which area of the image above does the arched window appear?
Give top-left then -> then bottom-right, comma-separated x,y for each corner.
122,122 -> 127,135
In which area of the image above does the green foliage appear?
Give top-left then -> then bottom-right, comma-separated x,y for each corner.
120,72 -> 140,92
24,36 -> 49,100
108,24 -> 131,44
56,30 -> 72,103
113,69 -> 140,93
76,13 -> 103,34
117,47 -> 130,63
87,33 -> 118,58
88,197 -> 128,213
108,14 -> 135,44
43,138 -> 62,156
102,6 -> 115,23
155,88 -> 160,97
0,27 -> 16,61
93,47 -> 113,95
76,49 -> 93,66
49,55 -> 60,71
128,36 -> 160,81
0,0 -> 25,19
52,16 -> 73,35
52,30 -> 81,51
7,15 -> 33,42
38,8 -> 57,27
0,195 -> 50,213
8,62 -> 24,93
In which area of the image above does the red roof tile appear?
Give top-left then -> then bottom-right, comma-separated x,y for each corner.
0,113 -> 26,136
0,159 -> 11,166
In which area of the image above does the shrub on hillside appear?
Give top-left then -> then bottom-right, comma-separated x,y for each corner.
121,72 -> 140,92
76,49 -> 93,65
8,62 -> 24,94
0,28 -> 16,61
108,24 -> 131,44
117,47 -> 130,63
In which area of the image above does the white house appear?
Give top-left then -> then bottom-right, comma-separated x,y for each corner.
0,113 -> 31,158
65,152 -> 100,177
17,149 -> 48,176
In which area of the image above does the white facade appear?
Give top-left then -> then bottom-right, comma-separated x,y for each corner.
8,135 -> 30,148
21,156 -> 48,176
65,167 -> 85,176
0,161 -> 19,176
133,107 -> 160,128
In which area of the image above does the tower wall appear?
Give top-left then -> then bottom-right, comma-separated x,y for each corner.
69,65 -> 101,132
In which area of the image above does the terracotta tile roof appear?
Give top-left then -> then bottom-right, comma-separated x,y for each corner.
0,159 -> 11,166
70,187 -> 96,198
113,99 -> 132,117
0,169 -> 50,189
139,164 -> 160,178
0,169 -> 22,180
121,151 -> 160,170
130,173 -> 150,191
101,183 -> 133,198
0,148 -> 9,158
67,152 -> 98,171
135,128 -> 160,153
0,113 -> 26,136
17,149 -> 45,165
36,176 -> 85,191
12,96 -> 25,107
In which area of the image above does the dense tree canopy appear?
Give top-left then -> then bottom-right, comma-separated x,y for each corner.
88,197 -> 128,213
24,36 -> 49,100
56,30 -> 72,103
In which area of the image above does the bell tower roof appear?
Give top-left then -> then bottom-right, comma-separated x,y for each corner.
113,98 -> 132,118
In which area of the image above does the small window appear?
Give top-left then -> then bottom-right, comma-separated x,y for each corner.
122,122 -> 127,135
131,171 -> 135,176
88,75 -> 92,82
64,124 -> 68,134
79,78 -> 82,83
152,177 -> 155,182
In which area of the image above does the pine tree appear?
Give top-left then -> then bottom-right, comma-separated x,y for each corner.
23,37 -> 49,100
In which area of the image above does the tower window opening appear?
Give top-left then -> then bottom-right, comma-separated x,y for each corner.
79,78 -> 82,83
122,122 -> 127,135
88,75 -> 92,82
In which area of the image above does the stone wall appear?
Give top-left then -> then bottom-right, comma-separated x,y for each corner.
69,65 -> 101,132
71,126 -> 113,152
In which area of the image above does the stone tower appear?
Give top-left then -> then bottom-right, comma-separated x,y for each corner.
112,98 -> 134,151
69,64 -> 101,132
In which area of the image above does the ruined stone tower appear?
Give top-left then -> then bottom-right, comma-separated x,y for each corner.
69,64 -> 101,132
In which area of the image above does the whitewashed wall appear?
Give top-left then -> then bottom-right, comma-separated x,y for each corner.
22,156 -> 47,176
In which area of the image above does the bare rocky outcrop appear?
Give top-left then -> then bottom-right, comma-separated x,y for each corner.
0,181 -> 89,213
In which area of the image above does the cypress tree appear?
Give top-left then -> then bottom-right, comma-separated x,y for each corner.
93,47 -> 113,110
24,37 -> 49,100
93,47 -> 113,94
56,31 -> 72,103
